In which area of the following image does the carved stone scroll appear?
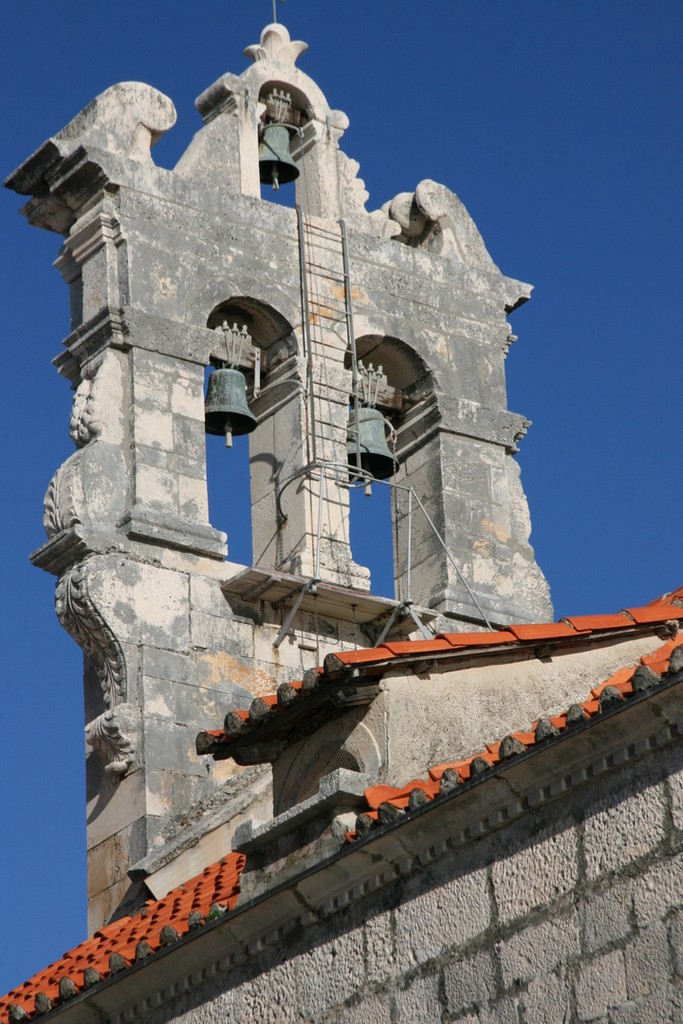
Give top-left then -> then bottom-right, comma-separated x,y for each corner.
55,562 -> 126,709
56,562 -> 136,775
43,457 -> 85,539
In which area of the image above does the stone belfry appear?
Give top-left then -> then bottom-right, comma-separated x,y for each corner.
6,24 -> 551,930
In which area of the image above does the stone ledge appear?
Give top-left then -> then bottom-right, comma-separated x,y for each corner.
233,768 -> 371,854
118,507 -> 226,560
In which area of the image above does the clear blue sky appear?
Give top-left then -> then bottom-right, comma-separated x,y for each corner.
1,0 -> 681,998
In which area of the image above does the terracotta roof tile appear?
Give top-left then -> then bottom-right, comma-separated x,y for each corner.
329,647 -> 394,666
347,627 -> 683,841
380,638 -> 453,656
506,622 -> 587,641
621,602 -> 683,624
196,590 -> 683,761
438,630 -> 517,647
0,854 -> 245,1021
560,613 -> 632,630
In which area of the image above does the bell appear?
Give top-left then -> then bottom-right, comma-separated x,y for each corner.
347,407 -> 399,480
258,123 -> 299,191
205,367 -> 257,448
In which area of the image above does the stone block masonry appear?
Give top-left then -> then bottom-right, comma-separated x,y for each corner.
130,737 -> 683,1024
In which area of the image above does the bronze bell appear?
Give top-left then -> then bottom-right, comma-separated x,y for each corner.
205,367 -> 257,448
258,124 -> 299,191
347,407 -> 399,480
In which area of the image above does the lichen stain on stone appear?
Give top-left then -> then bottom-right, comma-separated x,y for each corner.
481,516 -> 510,543
196,651 -> 277,697
329,281 -> 367,304
157,276 -> 177,299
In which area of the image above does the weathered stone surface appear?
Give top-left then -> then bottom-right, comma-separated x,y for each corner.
579,883 -> 633,953
498,915 -> 580,986
492,822 -> 578,924
573,948 -> 627,1020
293,930 -> 366,1019
631,851 -> 683,928
338,994 -> 392,1024
394,973 -> 442,1024
443,949 -> 496,1015
623,920 -> 672,999
394,866 -> 490,966
583,784 -> 666,880
521,968 -> 571,1024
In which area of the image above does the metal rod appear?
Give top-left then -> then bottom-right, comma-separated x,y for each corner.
314,463 -> 326,581
406,488 -> 413,602
340,218 -> 362,477
273,581 -> 315,649
296,205 -> 318,463
409,490 -> 494,630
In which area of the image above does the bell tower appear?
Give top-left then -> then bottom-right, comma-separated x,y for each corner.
5,22 -> 552,931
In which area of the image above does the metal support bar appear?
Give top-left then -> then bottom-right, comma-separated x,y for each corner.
339,218 -> 362,477
273,580 -> 320,649
296,204 -> 318,463
410,489 -> 494,630
375,600 -> 432,646
314,464 -> 326,581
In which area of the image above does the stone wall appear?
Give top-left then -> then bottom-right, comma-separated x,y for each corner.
134,738 -> 683,1024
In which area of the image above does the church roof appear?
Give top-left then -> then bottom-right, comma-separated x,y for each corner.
2,587 -> 681,1022
0,856 -> 244,1023
196,588 -> 683,764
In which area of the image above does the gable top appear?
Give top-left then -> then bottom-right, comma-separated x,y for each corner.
2,588 -> 682,1022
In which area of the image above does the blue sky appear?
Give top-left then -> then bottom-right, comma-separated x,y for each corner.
1,0 -> 681,997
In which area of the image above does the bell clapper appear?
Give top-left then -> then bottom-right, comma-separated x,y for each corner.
364,480 -> 372,497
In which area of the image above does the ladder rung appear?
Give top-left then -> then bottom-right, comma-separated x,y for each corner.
303,224 -> 341,240
306,263 -> 346,279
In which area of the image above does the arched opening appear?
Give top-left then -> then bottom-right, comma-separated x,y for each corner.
346,335 -> 434,598
204,298 -> 298,566
257,81 -> 311,207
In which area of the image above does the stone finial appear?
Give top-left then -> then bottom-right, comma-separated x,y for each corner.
243,23 -> 308,67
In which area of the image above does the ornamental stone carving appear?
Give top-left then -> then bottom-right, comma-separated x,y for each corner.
244,23 -> 308,67
384,179 -> 496,264
55,562 -> 126,708
85,704 -> 140,777
69,377 -> 102,447
55,562 -> 136,775
43,455 -> 85,540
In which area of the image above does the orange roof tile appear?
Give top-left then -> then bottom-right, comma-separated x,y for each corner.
0,854 -> 245,1021
622,601 -> 683,624
347,628 -> 683,841
506,622 -> 586,641
196,590 -> 683,761
438,629 -> 517,647
560,613 -> 632,630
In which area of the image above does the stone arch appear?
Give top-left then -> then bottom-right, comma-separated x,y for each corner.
344,333 -> 438,598
201,297 -> 303,567
272,713 -> 383,814
352,333 -> 433,407
206,296 -> 298,376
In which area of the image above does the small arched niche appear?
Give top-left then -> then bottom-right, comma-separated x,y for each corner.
204,298 -> 298,566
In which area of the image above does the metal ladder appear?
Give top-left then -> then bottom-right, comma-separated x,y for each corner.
296,207 -> 362,467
